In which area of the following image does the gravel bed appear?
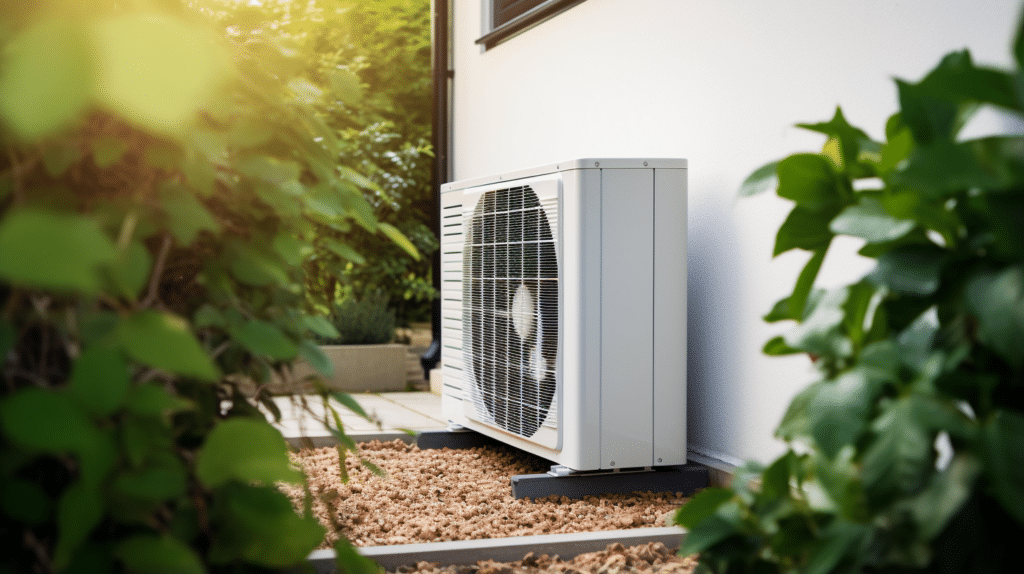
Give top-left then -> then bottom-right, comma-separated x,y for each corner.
283,439 -> 693,550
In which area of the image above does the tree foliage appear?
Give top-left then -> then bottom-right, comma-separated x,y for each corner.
0,0 -> 396,571
677,11 -> 1024,574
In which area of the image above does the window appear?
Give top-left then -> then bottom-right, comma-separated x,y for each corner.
478,0 -> 588,49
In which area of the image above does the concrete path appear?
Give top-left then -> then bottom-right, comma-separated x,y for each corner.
270,392 -> 446,441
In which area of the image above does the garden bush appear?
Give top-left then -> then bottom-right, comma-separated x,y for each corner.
321,294 -> 397,346
675,10 -> 1024,574
0,0 -> 409,571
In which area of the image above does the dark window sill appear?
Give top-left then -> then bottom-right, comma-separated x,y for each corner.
477,0 -> 589,50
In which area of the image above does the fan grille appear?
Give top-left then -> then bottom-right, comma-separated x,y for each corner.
463,185 -> 558,438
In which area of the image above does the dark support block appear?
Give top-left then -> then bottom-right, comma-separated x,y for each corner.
511,464 -> 708,500
416,429 -> 500,450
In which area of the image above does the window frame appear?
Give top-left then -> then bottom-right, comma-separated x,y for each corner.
477,0 -> 589,49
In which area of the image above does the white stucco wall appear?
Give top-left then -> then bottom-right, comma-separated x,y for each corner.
448,0 -> 1022,465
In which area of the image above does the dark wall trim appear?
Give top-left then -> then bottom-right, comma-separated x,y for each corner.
476,0 -> 588,49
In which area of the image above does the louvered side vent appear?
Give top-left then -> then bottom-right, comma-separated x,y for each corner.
440,197 -> 465,389
463,185 -> 559,439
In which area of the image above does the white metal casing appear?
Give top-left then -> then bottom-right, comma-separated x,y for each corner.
440,158 -> 687,471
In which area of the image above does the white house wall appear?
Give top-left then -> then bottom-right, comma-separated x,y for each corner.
449,0 -> 1022,465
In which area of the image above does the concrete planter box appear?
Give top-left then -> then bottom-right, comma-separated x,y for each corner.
255,344 -> 407,395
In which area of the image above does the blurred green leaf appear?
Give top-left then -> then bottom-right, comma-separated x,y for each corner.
378,222 -> 420,259
877,127 -> 915,175
117,310 -> 219,381
805,519 -> 867,574
784,288 -> 851,359
161,188 -> 218,246
901,454 -> 980,539
830,198 -> 916,243
54,482 -> 104,568
897,77 -> 962,145
330,391 -> 370,420
0,18 -> 91,139
0,478 -> 52,525
889,141 -> 998,198
763,335 -> 802,356
92,136 -> 129,167
107,239 -> 153,300
737,160 -> 779,197
979,411 -> 1024,526
809,365 -> 889,459
674,487 -> 734,529
678,502 -> 742,556
776,153 -> 843,211
237,155 -> 302,184
0,208 -> 117,293
774,206 -> 834,256
115,534 -> 207,574
69,347 -> 130,417
324,238 -> 366,265
861,396 -> 934,504
785,248 -> 830,322
797,107 -> 874,172
299,340 -> 333,377
125,383 -> 194,418
966,265 -> 1024,368
334,538 -> 383,574
113,453 -> 187,501
89,13 -> 227,136
197,418 -> 301,488
43,141 -> 86,177
209,483 -> 325,567
868,245 -> 947,295
0,388 -> 94,453
302,314 -> 340,339
231,319 -> 298,361
914,50 -> 1019,111
330,68 -> 364,105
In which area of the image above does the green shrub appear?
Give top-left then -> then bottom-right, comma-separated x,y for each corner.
675,11 -> 1024,574
322,294 -> 397,345
0,1 -> 402,572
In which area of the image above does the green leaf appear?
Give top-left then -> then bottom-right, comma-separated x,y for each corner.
43,141 -> 86,177
272,233 -> 308,266
324,238 -> 366,265
979,411 -> 1024,526
877,127 -> 915,175
92,136 -> 129,167
194,304 -> 227,329
965,265 -> 1024,368
762,335 -> 802,356
868,245 -> 947,296
809,365 -> 889,459
107,239 -> 153,300
900,454 -> 980,539
113,454 -> 187,501
69,346 -> 130,417
125,383 -> 194,418
330,391 -> 371,420
339,186 -> 379,232
117,310 -> 219,381
89,13 -> 227,136
889,141 -> 997,198
775,153 -> 843,212
231,319 -> 298,361
797,107 -> 874,173
330,68 -> 364,105
678,503 -> 742,556
0,18 -> 92,139
861,396 -> 934,504
0,208 -> 117,293
228,244 -> 290,286
54,482 -> 104,568
786,247 -> 830,321
805,519 -> 866,574
334,538 -> 383,574
161,188 -> 218,245
773,206 -> 834,256
209,483 -> 325,567
897,77 -> 961,144
674,487 -> 734,528
0,478 -> 52,525
829,198 -> 916,244
115,534 -> 207,574
737,160 -> 780,197
0,388 -> 95,453
378,222 -> 420,259
783,288 -> 852,359
299,340 -> 334,377
237,155 -> 302,184
302,314 -> 340,339
914,50 -> 1019,111
197,418 -> 301,488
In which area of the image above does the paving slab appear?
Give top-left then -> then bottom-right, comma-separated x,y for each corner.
270,392 -> 446,441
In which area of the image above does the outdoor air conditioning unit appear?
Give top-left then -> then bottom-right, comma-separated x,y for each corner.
439,158 -> 688,472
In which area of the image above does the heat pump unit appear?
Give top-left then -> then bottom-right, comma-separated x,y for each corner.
439,159 -> 687,472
